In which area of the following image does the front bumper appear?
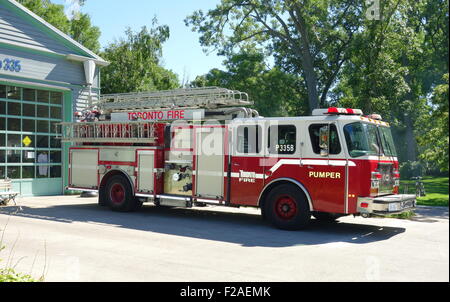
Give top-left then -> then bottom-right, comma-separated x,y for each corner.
357,194 -> 416,216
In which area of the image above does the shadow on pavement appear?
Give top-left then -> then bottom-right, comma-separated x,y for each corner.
0,202 -> 407,248
410,206 -> 449,223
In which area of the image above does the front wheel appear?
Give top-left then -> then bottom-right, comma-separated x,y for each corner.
264,184 -> 311,230
105,175 -> 141,212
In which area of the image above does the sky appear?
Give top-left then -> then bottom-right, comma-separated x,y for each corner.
53,0 -> 225,83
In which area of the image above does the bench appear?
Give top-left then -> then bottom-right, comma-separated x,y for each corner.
0,178 -> 19,206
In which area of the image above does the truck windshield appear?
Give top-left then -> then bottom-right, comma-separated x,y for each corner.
378,126 -> 398,157
344,123 -> 381,157
343,122 -> 397,158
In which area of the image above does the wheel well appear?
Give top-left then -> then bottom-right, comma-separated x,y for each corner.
99,170 -> 134,198
259,179 -> 312,217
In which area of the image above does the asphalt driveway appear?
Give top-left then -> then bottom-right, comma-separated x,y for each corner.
0,195 -> 448,282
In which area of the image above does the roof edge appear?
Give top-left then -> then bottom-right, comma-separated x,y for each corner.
6,0 -> 108,66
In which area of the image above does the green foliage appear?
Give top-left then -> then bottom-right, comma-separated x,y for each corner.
185,0 -> 365,113
417,74 -> 449,172
186,1 -> 448,173
1,245 -> 37,282
191,49 -> 307,117
100,20 -> 179,94
18,0 -> 101,53
400,177 -> 449,207
0,268 -> 36,282
399,161 -> 425,179
385,211 -> 416,219
69,12 -> 101,53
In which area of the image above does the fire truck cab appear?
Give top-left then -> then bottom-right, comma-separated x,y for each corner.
61,87 -> 416,230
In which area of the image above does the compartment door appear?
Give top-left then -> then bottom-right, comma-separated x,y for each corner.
195,126 -> 225,199
70,149 -> 99,189
137,150 -> 155,193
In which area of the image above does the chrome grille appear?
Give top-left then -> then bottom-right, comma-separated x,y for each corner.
378,163 -> 394,194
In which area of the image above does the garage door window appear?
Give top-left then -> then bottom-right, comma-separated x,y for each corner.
0,84 -> 63,179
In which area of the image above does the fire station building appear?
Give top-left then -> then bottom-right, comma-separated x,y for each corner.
0,0 -> 108,196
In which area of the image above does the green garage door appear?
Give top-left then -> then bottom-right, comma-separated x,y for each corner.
0,84 -> 63,196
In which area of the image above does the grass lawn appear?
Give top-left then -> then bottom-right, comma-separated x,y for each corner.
400,176 -> 449,207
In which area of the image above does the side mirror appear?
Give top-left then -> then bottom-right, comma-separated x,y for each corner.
319,125 -> 330,157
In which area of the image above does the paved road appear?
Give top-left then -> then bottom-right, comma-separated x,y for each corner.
0,196 -> 448,282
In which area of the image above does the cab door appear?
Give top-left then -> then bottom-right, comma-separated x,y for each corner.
302,121 -> 348,213
229,121 -> 265,206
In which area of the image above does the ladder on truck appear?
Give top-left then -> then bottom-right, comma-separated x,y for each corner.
57,87 -> 252,143
97,87 -> 252,111
58,121 -> 156,143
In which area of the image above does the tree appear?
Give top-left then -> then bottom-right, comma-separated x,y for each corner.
191,49 -> 307,117
70,12 -> 101,53
334,0 -> 448,165
18,0 -> 101,53
100,21 -> 179,94
417,74 -> 449,172
185,0 -> 364,113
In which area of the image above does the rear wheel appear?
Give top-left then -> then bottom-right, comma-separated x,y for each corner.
264,184 -> 311,230
105,175 -> 141,212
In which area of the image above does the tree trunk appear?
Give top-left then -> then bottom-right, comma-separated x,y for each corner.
404,114 -> 417,162
301,49 -> 320,113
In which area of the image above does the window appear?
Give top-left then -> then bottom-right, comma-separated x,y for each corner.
7,86 -> 21,100
268,125 -> 297,155
378,126 -> 398,157
7,166 -> 20,179
309,124 -> 342,155
37,120 -> 49,133
37,90 -> 49,103
0,87 -> 63,180
23,89 -> 36,102
23,119 -> 35,132
7,134 -> 21,147
22,166 -> 35,179
50,92 -> 63,105
7,150 -> 21,163
37,105 -> 49,118
237,125 -> 261,154
50,107 -> 61,119
23,103 -> 36,117
7,102 -> 21,116
0,101 -> 5,115
0,85 -> 6,99
7,118 -> 21,131
344,122 -> 381,158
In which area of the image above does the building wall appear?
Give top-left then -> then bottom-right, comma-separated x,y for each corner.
0,0 -> 103,196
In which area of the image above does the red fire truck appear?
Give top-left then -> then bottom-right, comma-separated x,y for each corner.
60,87 -> 416,230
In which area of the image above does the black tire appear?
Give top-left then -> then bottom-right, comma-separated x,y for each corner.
98,188 -> 108,207
312,212 -> 341,223
105,175 -> 141,212
264,184 -> 311,230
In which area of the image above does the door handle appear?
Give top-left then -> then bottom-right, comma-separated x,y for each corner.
233,163 -> 240,167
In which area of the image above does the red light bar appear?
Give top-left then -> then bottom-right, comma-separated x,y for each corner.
327,107 -> 363,115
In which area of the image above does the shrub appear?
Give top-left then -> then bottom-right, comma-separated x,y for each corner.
400,161 -> 425,179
